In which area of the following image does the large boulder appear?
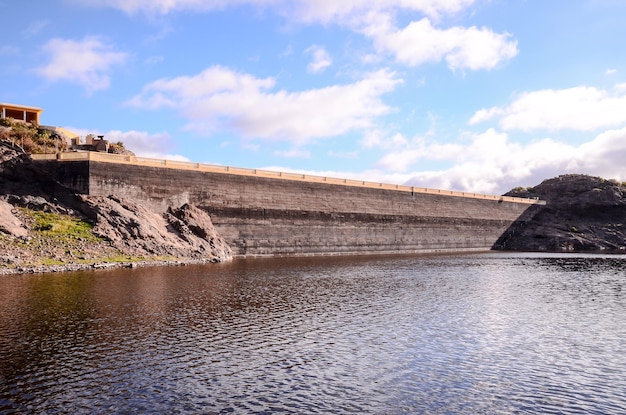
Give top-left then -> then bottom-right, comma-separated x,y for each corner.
509,174 -> 624,212
81,196 -> 232,262
499,174 -> 626,252
0,199 -> 28,238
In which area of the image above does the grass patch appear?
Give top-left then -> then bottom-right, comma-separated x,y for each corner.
3,210 -> 184,269
98,255 -> 146,263
23,209 -> 102,242
39,258 -> 66,266
96,255 -> 177,263
56,254 -> 176,265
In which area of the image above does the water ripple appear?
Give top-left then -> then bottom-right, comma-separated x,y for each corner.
1,253 -> 626,414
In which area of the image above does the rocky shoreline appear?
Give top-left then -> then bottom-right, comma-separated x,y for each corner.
0,257 -> 227,276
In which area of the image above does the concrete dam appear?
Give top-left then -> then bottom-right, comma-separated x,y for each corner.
33,152 -> 545,257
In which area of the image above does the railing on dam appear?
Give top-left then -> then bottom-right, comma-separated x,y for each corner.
31,152 -> 546,205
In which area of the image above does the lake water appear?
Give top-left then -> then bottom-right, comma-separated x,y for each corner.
1,252 -> 625,414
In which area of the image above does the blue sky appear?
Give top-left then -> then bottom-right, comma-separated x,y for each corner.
2,0 -> 626,194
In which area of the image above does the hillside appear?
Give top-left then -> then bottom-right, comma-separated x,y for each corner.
497,174 -> 626,252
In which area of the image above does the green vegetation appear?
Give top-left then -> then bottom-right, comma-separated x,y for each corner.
23,209 -> 102,242
29,255 -> 158,269
605,178 -> 626,188
0,118 -> 70,154
509,186 -> 533,193
39,258 -> 67,266
98,254 -> 146,263
95,255 -> 176,263
0,209 -> 181,271
0,118 -> 130,155
108,141 -> 129,154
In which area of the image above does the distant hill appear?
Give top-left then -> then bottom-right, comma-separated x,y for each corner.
497,174 -> 626,252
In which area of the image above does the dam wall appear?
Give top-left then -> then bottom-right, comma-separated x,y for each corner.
33,153 -> 544,257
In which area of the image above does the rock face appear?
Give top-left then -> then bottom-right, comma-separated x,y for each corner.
82,196 -> 231,261
0,139 -> 84,213
497,174 -> 626,252
0,139 -> 231,272
0,200 -> 28,238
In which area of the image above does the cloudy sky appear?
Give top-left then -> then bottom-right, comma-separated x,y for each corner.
2,0 -> 626,194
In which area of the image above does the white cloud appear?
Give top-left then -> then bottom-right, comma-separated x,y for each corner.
470,86 -> 626,131
75,0 -> 514,72
361,130 -> 408,149
367,18 -> 518,70
104,130 -> 184,159
74,0 -> 475,20
576,128 -> 626,178
284,0 -> 477,24
305,45 -> 332,73
614,83 -> 626,93
70,0 -> 224,15
67,127 -> 186,160
376,148 -> 423,172
605,68 -> 617,76
34,37 -> 127,93
127,65 -> 402,143
388,127 -> 626,194
257,164 -> 415,188
469,106 -> 505,125
361,130 -> 386,148
374,138 -> 463,172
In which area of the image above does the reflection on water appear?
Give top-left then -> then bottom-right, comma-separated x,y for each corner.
1,253 -> 626,414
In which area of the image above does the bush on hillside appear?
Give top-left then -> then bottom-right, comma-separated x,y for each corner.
0,118 -> 70,154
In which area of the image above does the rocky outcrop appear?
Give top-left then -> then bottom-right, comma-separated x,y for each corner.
0,200 -> 28,238
497,174 -> 626,252
0,139 -> 231,273
82,196 -> 231,261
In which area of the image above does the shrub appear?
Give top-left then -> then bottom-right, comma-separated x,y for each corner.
0,118 -> 69,153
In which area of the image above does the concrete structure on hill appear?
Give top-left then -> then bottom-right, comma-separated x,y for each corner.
0,103 -> 106,151
0,103 -> 43,124
33,152 -> 545,257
